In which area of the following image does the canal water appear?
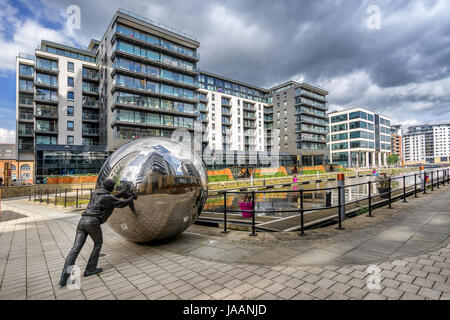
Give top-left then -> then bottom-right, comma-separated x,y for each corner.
204,172 -> 421,218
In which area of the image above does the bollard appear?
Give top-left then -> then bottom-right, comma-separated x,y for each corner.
337,185 -> 345,230
54,188 -> 57,206
76,189 -> 79,208
249,191 -> 257,236
367,181 -> 373,217
337,173 -> 346,221
403,176 -> 407,203
299,189 -> 305,236
34,188 -> 36,201
47,190 -> 49,204
28,188 -> 31,201
222,192 -> 229,234
40,188 -> 43,203
64,189 -> 67,207
326,190 -> 332,207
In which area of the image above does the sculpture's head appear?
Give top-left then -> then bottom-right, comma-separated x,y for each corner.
102,179 -> 115,193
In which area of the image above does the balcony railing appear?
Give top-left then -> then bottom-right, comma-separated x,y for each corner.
19,97 -> 34,106
82,128 -> 100,135
19,113 -> 34,121
19,143 -> 34,151
82,113 -> 100,121
18,129 -> 34,136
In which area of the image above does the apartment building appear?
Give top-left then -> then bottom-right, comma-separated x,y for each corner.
390,124 -> 402,162
403,122 -> 450,164
265,82 -> 329,167
328,107 -> 391,168
16,41 -> 108,183
16,9 -> 331,179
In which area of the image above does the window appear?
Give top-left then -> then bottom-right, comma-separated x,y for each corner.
20,164 -> 31,171
67,106 -> 74,116
68,62 -> 74,72
331,114 -> 348,123
67,136 -> 74,145
68,92 -> 74,101
67,121 -> 74,131
68,77 -> 74,87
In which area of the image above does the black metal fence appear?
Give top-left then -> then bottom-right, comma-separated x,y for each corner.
28,186 -> 94,209
219,168 -> 450,236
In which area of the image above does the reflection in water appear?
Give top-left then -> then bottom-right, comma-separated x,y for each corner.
205,174 -> 418,218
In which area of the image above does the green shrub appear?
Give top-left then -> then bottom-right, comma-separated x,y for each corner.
208,175 -> 230,182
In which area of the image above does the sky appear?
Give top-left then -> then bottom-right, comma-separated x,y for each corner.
1,0 -> 449,143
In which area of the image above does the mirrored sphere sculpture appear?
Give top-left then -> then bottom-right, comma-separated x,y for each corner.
96,137 -> 208,242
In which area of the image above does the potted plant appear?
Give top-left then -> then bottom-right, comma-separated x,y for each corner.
238,192 -> 253,218
376,173 -> 399,198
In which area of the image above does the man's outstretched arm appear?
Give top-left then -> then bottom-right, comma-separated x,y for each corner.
100,194 -> 134,209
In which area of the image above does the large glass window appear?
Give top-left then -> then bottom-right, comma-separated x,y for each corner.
35,88 -> 58,102
332,142 -> 348,150
67,62 -> 74,72
36,57 -> 58,71
19,64 -> 34,77
19,79 -> 34,91
331,133 -> 348,141
331,114 -> 347,123
36,73 -> 58,86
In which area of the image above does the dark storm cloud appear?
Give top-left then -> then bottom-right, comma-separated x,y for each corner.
30,0 -> 450,125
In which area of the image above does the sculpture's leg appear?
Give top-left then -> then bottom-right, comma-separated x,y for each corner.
84,219 -> 103,273
59,225 -> 88,286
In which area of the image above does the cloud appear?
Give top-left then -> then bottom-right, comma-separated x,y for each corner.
1,0 -> 450,130
0,128 -> 15,143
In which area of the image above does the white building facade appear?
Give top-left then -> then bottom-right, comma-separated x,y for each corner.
328,107 -> 391,168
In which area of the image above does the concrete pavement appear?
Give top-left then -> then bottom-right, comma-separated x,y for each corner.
0,185 -> 449,300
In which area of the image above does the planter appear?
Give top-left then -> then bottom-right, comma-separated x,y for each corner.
377,187 -> 390,199
238,202 -> 253,218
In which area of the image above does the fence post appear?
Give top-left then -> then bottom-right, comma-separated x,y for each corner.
76,189 -> 79,208
299,189 -> 305,236
437,171 -> 440,189
423,168 -> 427,194
367,181 -> 373,217
34,188 -> 36,201
64,188 -> 67,207
431,171 -> 434,191
414,174 -> 418,198
222,191 -> 229,234
54,188 -> 57,206
388,178 -> 392,209
47,189 -> 49,204
403,176 -> 407,203
40,188 -> 42,203
249,191 -> 257,236
337,185 -> 344,230
337,173 -> 346,222
28,188 -> 31,201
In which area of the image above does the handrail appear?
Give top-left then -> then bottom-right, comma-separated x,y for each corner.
215,167 -> 450,236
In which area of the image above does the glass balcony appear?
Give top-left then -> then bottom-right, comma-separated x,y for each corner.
35,120 -> 57,133
19,113 -> 34,121
18,142 -> 34,151
36,105 -> 58,118
82,96 -> 100,108
82,128 -> 100,135
19,96 -> 34,106
82,113 -> 100,121
36,57 -> 58,72
82,82 -> 99,94
18,128 -> 34,136
82,68 -> 99,80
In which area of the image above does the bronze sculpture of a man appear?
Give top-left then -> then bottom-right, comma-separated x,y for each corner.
59,179 -> 136,287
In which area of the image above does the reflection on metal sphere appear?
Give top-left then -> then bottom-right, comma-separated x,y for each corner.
96,137 -> 208,242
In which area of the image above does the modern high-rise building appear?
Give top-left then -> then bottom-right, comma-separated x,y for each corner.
390,124 -> 402,163
15,9 -> 331,181
265,81 -> 329,167
328,107 -> 391,167
403,122 -> 450,164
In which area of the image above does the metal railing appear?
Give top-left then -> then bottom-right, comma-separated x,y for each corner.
26,186 -> 94,209
216,168 -> 450,236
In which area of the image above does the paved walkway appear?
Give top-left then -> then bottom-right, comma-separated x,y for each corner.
0,185 -> 449,300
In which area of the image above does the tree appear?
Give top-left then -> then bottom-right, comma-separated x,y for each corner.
387,154 -> 400,166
